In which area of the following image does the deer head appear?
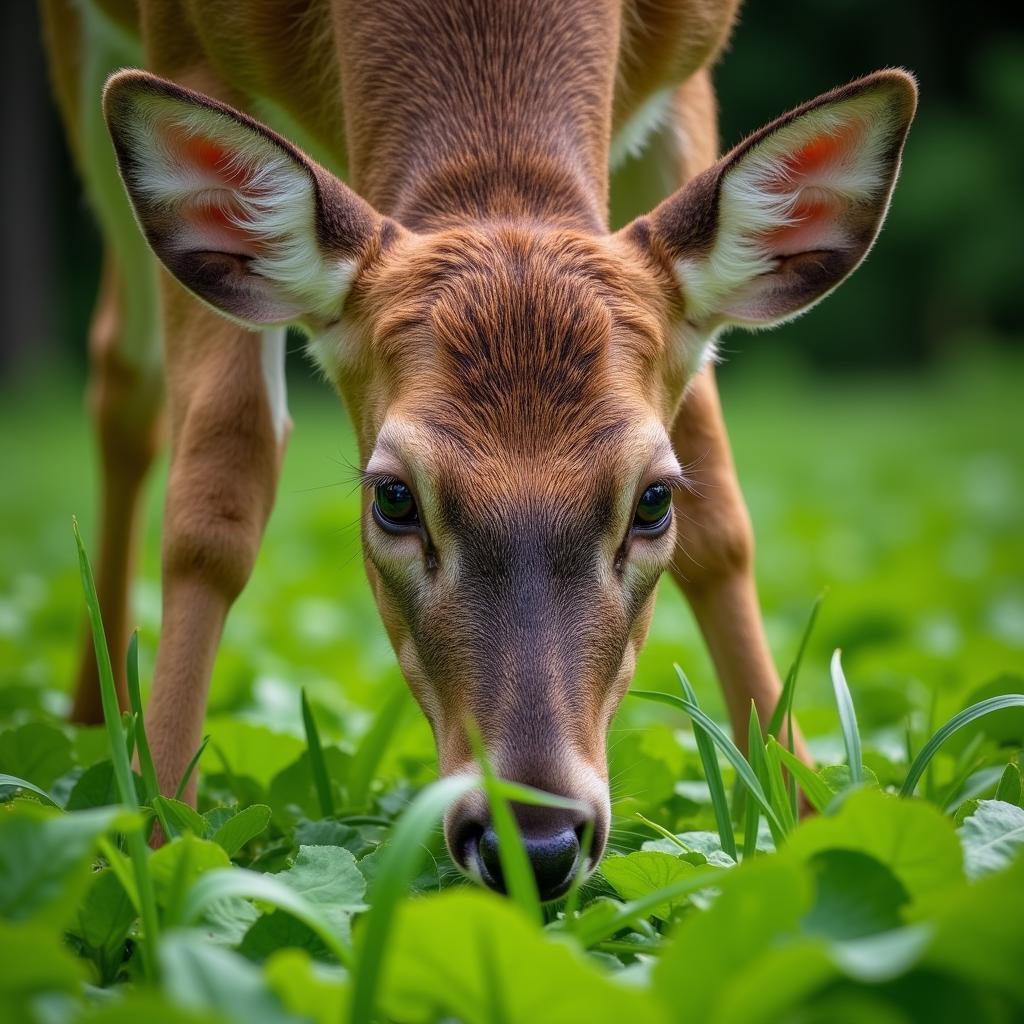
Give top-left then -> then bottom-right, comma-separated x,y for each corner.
105,68 -> 915,899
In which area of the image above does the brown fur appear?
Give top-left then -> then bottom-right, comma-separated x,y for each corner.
45,1 -> 914,859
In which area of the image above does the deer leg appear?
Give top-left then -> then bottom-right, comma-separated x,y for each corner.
141,279 -> 289,801
668,369 -> 810,762
659,73 -> 811,760
72,253 -> 164,722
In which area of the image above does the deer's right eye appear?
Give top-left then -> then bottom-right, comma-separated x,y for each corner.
373,480 -> 420,531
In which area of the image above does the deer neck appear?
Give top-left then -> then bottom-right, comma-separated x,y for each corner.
333,0 -> 619,232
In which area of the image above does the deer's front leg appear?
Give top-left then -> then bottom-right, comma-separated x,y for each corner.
669,367 -> 811,763
146,280 -> 289,801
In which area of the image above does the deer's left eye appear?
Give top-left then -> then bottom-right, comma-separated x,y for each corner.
633,482 -> 672,533
374,480 -> 420,531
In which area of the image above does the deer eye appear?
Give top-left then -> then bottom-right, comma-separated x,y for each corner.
373,479 -> 420,531
633,482 -> 672,533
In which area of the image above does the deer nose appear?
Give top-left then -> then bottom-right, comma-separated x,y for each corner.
446,781 -> 608,901
477,823 -> 581,900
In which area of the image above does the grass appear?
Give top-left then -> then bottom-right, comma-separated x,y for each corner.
1,353 -> 1023,1022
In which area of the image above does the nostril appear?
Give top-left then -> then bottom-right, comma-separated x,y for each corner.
525,827 -> 580,901
478,826 -> 506,891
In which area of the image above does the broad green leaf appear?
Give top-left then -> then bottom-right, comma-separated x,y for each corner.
802,850 -> 909,940
77,993 -> 228,1023
264,949 -> 348,1024
293,818 -> 361,851
212,804 -> 271,857
75,868 -> 136,982
203,719 -> 306,788
269,748 -> 350,821
714,937 -> 837,1024
957,799 -> 1024,879
0,919 -> 88,1018
0,772 -> 60,806
241,909 -> 338,962
0,722 -> 73,790
380,888 -> 666,1023
154,796 -> 209,838
0,803 -> 138,927
784,789 -> 964,903
150,834 -> 231,920
641,830 -> 737,867
653,857 -> 811,1019
159,930 -> 295,1024
924,855 -> 1024,1003
66,760 -> 145,811
828,925 -> 932,983
994,763 -> 1022,806
275,845 -> 366,910
600,851 -> 698,921
182,868 -> 352,967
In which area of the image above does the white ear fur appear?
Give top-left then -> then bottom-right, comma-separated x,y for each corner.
677,90 -> 907,327
631,71 -> 916,354
105,74 -> 368,327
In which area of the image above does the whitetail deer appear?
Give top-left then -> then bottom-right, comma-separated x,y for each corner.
44,0 -> 915,899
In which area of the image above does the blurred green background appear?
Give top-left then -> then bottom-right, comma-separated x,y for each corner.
0,2 -> 1021,773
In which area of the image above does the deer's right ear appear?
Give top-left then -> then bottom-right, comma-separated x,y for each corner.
621,70 -> 916,353
103,70 -> 398,328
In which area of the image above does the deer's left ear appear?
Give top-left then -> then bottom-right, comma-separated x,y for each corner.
103,70 -> 400,329
623,70 -> 917,333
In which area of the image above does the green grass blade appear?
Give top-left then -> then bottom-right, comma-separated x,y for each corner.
347,685 -> 408,811
743,705 -> 765,857
900,694 -> 1024,797
745,704 -> 782,847
350,772 -> 478,1024
0,773 -> 61,806
830,649 -> 863,787
563,820 -> 594,923
767,592 -> 824,738
674,666 -> 736,861
125,630 -> 173,839
468,724 -> 541,924
183,867 -> 354,966
762,738 -> 796,835
300,688 -> 335,819
635,812 -> 691,853
73,518 -> 160,980
574,866 -> 725,948
174,735 -> 210,801
631,690 -> 782,835
768,738 -> 832,814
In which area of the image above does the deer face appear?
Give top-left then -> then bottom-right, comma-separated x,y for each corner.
105,68 -> 915,899
335,227 -> 685,894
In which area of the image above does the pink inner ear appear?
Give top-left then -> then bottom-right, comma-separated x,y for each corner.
161,122 -> 253,188
759,194 -> 845,255
756,119 -> 866,255
183,196 -> 265,254
158,121 -> 267,254
784,119 -> 862,179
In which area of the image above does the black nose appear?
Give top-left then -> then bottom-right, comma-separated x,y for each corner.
471,822 -> 581,901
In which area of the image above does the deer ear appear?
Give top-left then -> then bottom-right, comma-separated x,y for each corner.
625,70 -> 917,338
103,70 -> 397,328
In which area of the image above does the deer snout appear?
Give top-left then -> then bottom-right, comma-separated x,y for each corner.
446,784 -> 608,902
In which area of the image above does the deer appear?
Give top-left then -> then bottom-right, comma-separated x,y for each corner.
42,0 -> 915,900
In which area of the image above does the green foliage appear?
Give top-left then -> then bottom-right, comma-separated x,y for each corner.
1,375 -> 1023,1021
